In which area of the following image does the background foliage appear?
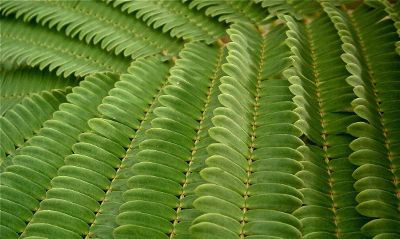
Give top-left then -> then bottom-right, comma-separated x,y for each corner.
0,0 -> 399,239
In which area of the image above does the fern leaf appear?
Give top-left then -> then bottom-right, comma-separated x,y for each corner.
0,18 -> 129,77
183,0 -> 268,24
104,0 -> 226,44
284,11 -> 369,238
377,0 -> 400,55
114,42 -> 225,239
191,22 -> 303,239
86,58 -> 171,239
0,87 -> 72,168
0,0 -> 182,58
253,0 -> 321,21
322,3 -> 400,238
0,73 -> 118,238
17,58 -> 170,238
0,67 -> 78,116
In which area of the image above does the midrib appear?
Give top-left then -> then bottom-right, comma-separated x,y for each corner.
348,11 -> 399,203
169,46 -> 225,239
304,22 -> 340,237
85,72 -> 171,238
239,36 -> 266,239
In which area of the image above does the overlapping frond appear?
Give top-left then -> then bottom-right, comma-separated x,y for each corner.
0,68 -> 78,116
253,0 -> 321,20
0,0 -> 182,58
103,0 -> 226,44
0,18 -> 129,78
377,0 -> 400,55
322,2 -> 400,238
183,0 -> 268,24
88,58 -> 172,239
114,42 -> 225,239
1,1 -> 399,239
284,12 -> 367,238
0,87 -> 71,169
18,58 -> 171,239
0,73 -> 118,238
190,22 -> 303,239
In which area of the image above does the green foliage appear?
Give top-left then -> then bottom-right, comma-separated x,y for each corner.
0,1 -> 399,239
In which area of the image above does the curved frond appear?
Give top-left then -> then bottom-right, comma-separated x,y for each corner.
284,12 -> 367,238
0,0 -> 182,58
0,18 -> 129,77
0,67 -> 78,116
103,0 -> 226,44
18,57 -> 171,239
253,0 -> 321,21
321,2 -> 400,238
190,22 -> 303,239
183,0 -> 268,24
0,1 -> 398,238
377,0 -> 400,55
0,72 -> 118,238
0,88 -> 71,169
114,42 -> 225,239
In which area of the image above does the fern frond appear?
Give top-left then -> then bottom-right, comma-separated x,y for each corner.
322,2 -> 400,238
0,67 -> 78,116
0,18 -> 129,77
0,73 -> 118,238
253,0 -> 321,21
0,88 -> 71,168
0,0 -> 182,58
18,58 -> 171,239
284,12 -> 368,238
114,42 -> 225,239
377,0 -> 400,55
103,0 -> 226,44
190,22 -> 303,239
183,0 -> 268,24
88,58 -> 172,239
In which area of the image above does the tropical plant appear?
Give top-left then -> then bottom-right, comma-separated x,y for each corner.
0,0 -> 399,239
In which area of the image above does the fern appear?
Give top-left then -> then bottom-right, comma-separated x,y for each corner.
88,58 -> 172,239
377,0 -> 400,55
114,42 -> 225,239
183,0 -> 268,24
0,88 -> 70,166
15,57 -> 169,239
320,3 -> 400,238
284,11 -> 367,238
1,1 -> 400,239
189,22 -> 305,239
253,0 -> 321,21
0,0 -> 182,58
0,68 -> 78,116
0,18 -> 129,77
0,73 -> 118,238
103,0 -> 226,43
